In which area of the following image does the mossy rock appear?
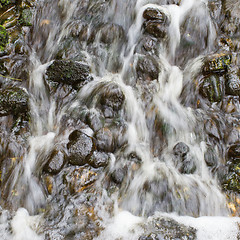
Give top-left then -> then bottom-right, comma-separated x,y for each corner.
0,0 -> 15,8
0,87 -> 28,116
199,75 -> 222,102
223,172 -> 240,193
202,53 -> 232,75
0,25 -> 8,52
46,60 -> 93,88
19,8 -> 33,26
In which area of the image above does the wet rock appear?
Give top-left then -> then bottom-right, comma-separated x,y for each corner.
199,75 -> 222,103
44,148 -> 66,174
208,0 -> 222,21
0,25 -> 8,52
204,119 -> 221,140
204,147 -> 218,167
227,144 -> 240,164
173,142 -> 196,174
95,128 -> 114,152
134,36 -> 158,55
67,130 -> 94,166
111,167 -> 126,184
46,60 -> 93,88
86,110 -> 104,132
221,0 -> 240,36
144,20 -> 167,39
139,216 -> 196,240
225,68 -> 240,96
44,175 -> 54,195
142,36 -> 157,52
110,122 -> 128,150
136,55 -> 159,81
0,87 -> 28,117
173,142 -> 190,158
19,8 -> 33,26
0,0 -> 15,8
223,172 -> 240,193
143,8 -> 169,24
223,143 -> 240,192
225,126 -> 240,144
221,96 -> 238,113
128,152 -> 142,163
64,166 -> 98,194
217,165 -> 229,185
88,151 -> 110,168
69,20 -> 88,39
99,84 -> 125,116
179,157 -> 197,174
202,53 -> 232,75
88,23 -> 125,45
99,23 -> 125,45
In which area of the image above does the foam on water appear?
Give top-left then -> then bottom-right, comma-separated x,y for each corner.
165,213 -> 240,240
11,209 -> 43,240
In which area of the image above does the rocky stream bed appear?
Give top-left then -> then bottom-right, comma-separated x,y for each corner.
0,0 -> 240,239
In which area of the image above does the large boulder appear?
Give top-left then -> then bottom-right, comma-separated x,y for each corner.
46,60 -> 93,88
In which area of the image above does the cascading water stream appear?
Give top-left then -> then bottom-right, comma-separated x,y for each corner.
1,0 -> 240,239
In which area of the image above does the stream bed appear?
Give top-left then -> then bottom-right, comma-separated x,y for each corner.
0,0 -> 240,239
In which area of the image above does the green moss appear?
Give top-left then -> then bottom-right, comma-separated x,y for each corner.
0,0 -> 14,7
0,25 -> 8,52
203,53 -> 232,74
0,87 -> 28,116
19,8 -> 33,26
200,75 -> 222,103
223,172 -> 240,193
0,0 -> 10,5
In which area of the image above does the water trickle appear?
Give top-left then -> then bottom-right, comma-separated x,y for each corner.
0,0 -> 240,239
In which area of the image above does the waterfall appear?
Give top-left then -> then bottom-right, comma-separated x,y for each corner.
0,0 -> 240,239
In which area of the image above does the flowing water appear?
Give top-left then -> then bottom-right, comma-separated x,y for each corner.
1,0 -> 240,239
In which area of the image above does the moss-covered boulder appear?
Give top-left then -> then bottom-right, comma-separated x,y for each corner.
0,25 -> 8,52
0,87 -> 28,116
46,60 -> 93,88
202,53 -> 232,75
